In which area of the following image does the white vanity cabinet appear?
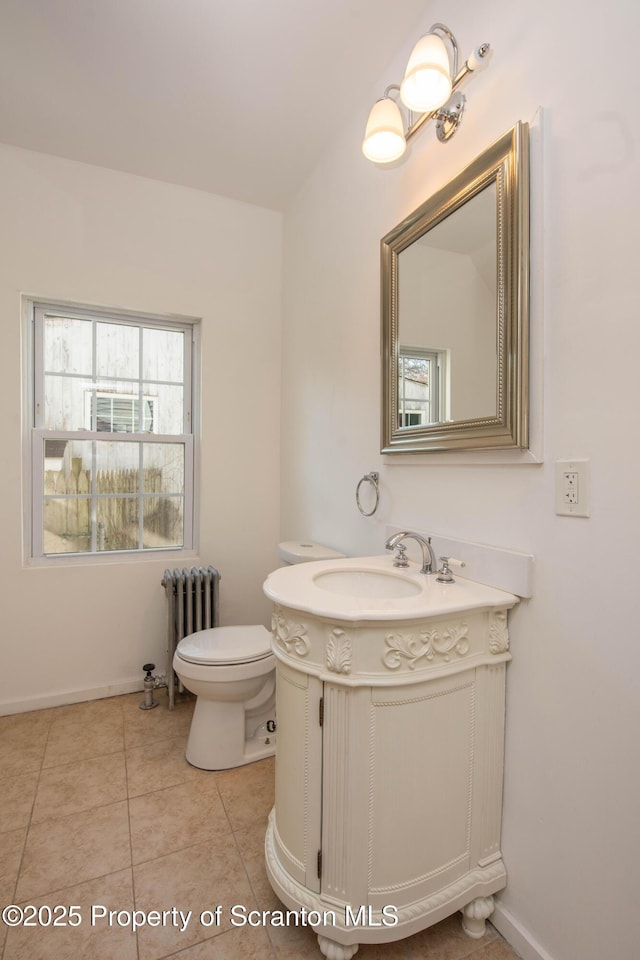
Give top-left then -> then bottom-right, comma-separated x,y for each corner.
263,576 -> 517,960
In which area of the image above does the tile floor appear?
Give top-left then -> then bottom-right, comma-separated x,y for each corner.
0,692 -> 521,960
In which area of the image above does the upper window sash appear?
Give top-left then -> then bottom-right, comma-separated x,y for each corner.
33,303 -> 193,435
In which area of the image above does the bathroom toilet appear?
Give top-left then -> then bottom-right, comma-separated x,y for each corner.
173,625 -> 276,770
173,540 -> 344,770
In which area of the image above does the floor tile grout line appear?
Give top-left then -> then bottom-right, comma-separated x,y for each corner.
225,800 -> 281,958
122,720 -> 141,960
30,791 -> 129,830
8,714 -> 55,910
23,747 -> 125,774
447,921 -> 504,960
128,824 -> 244,959
12,862 -> 135,907
124,733 -> 191,761
40,699 -> 127,769
0,767 -> 40,784
125,771 -> 213,804
154,928 -> 261,960
128,806 -> 241,869
228,810 -> 263,911
40,746 -> 126,771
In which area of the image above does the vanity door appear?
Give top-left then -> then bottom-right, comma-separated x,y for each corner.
319,668 -> 503,911
365,673 -> 477,908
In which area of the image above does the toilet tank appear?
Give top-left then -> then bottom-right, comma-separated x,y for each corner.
278,540 -> 346,567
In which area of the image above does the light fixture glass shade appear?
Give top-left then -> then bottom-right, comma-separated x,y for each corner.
400,33 -> 452,113
362,97 -> 406,164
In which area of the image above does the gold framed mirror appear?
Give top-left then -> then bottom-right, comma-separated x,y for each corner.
381,122 -> 529,453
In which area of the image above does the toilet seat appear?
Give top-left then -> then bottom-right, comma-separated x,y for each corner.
176,625 -> 272,666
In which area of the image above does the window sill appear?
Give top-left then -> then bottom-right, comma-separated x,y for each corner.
24,548 -> 199,570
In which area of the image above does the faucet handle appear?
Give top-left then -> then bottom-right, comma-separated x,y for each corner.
436,556 -> 466,583
392,543 -> 410,568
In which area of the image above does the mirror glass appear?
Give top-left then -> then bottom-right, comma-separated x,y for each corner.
381,122 -> 529,453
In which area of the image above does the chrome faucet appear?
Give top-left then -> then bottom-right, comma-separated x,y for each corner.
384,531 -> 438,575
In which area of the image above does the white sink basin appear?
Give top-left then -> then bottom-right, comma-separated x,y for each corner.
264,555 -> 518,622
313,568 -> 422,599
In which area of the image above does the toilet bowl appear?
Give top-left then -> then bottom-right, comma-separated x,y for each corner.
173,625 -> 275,770
174,540 -> 345,771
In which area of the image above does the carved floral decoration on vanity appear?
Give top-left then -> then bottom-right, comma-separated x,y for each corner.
382,610 -> 511,671
488,609 -> 510,654
326,628 -> 352,675
383,621 -> 470,670
271,605 -> 310,657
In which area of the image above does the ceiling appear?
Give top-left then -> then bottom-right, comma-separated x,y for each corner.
0,0 -> 429,211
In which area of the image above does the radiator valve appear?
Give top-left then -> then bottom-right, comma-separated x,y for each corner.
140,663 -> 160,710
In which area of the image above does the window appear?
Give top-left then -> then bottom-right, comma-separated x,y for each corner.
398,346 -> 446,427
399,411 -> 424,428
28,301 -> 196,558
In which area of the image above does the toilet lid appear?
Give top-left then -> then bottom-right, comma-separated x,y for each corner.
177,625 -> 272,665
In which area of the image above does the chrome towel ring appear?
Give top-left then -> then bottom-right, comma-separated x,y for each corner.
356,472 -> 380,517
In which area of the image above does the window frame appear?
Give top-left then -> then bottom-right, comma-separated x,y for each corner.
397,344 -> 449,428
25,298 -> 200,563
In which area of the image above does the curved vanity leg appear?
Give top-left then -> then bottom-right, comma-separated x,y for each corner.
461,895 -> 495,938
317,933 -> 359,959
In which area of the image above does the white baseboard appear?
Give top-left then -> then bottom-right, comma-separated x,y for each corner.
492,902 -> 556,960
0,678 -> 144,716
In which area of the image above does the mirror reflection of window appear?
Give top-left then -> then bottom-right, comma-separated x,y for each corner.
398,346 -> 448,427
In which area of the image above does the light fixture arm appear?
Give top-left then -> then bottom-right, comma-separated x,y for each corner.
362,22 -> 492,164
429,23 -> 459,78
381,82 -> 417,131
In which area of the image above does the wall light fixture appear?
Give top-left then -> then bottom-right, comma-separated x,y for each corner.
362,23 -> 492,164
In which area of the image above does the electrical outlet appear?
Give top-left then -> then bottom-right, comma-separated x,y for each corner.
563,471 -> 578,504
555,460 -> 590,517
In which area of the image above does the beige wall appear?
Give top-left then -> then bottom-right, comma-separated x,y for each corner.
280,1 -> 640,959
0,144 -> 282,712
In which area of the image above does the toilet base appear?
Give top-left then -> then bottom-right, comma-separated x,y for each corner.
185,697 -> 276,770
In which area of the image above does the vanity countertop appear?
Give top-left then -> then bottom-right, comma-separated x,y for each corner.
264,554 -> 518,623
